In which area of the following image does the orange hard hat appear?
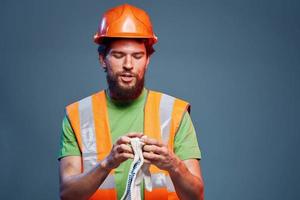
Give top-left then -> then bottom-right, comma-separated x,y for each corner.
93,4 -> 158,45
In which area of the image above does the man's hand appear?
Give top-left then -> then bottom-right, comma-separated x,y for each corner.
141,136 -> 204,200
105,132 -> 143,170
141,136 -> 180,172
59,132 -> 143,200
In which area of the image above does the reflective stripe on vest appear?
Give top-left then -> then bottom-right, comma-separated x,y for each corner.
66,90 -> 190,200
66,92 -> 117,199
144,91 -> 189,200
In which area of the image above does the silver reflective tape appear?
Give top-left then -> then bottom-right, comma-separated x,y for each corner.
82,152 -> 98,157
151,173 -> 166,188
79,96 -> 97,172
159,94 -> 175,144
166,175 -> 176,192
83,153 -> 98,172
99,174 -> 115,189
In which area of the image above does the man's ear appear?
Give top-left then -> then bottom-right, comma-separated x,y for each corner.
145,56 -> 150,70
99,54 -> 107,70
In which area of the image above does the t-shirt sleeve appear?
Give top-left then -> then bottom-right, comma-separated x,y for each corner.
58,116 -> 81,160
174,111 -> 202,160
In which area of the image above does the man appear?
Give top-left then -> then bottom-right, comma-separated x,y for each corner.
58,4 -> 204,200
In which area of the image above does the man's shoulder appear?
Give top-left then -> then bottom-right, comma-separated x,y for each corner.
65,90 -> 105,109
148,89 -> 190,104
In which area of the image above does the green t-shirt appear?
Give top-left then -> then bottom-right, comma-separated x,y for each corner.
58,88 -> 201,199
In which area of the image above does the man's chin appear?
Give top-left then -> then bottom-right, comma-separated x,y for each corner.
107,74 -> 145,101
117,85 -> 138,95
119,83 -> 135,89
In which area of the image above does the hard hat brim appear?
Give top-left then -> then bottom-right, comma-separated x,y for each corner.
94,33 -> 158,45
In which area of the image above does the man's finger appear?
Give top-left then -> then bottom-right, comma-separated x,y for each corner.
143,152 -> 164,161
143,145 -> 164,155
119,152 -> 134,159
143,158 -> 151,164
116,144 -> 133,153
116,133 -> 143,145
116,136 -> 131,145
141,136 -> 163,147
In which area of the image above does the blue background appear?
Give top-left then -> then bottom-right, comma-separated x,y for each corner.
1,0 -> 299,199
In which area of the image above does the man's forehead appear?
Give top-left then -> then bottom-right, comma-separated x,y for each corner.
109,39 -> 146,52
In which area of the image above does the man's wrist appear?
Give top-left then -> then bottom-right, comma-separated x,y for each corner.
168,156 -> 184,176
98,157 -> 113,173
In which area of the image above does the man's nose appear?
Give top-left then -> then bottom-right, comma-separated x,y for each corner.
123,55 -> 133,70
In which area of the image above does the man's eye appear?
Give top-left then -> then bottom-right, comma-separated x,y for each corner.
113,53 -> 123,59
133,54 -> 143,59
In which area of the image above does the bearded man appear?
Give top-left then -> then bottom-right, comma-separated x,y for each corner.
58,4 -> 204,200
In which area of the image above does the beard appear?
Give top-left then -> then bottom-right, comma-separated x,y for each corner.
106,70 -> 145,101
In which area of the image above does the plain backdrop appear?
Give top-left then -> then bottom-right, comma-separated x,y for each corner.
1,0 -> 299,199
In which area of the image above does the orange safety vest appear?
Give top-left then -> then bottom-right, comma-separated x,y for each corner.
66,90 -> 190,200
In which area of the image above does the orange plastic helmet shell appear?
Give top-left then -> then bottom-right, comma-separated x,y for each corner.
94,4 -> 158,45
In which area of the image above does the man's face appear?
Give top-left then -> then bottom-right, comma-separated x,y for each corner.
101,39 -> 150,101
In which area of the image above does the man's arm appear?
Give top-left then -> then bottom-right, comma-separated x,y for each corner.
170,159 -> 204,200
59,132 -> 143,200
142,137 -> 204,200
59,156 -> 111,200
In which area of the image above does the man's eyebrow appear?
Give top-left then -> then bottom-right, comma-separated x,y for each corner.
132,52 -> 145,55
110,50 -> 124,54
110,50 -> 145,55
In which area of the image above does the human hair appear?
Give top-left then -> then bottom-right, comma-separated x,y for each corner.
97,37 -> 155,57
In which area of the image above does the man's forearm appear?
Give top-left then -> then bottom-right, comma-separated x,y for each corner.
60,159 -> 111,200
169,159 -> 204,200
